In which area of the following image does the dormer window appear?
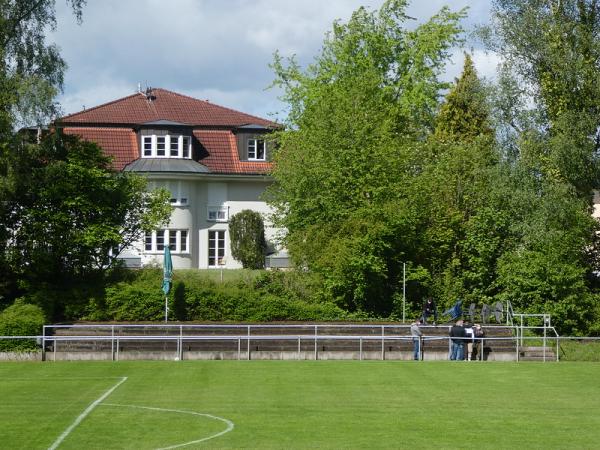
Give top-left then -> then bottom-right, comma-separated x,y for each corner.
156,136 -> 166,156
141,134 -> 192,159
248,138 -> 266,161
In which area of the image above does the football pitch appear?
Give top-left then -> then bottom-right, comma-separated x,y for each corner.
1,361 -> 599,449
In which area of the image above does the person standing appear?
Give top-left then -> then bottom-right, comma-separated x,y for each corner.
449,319 -> 466,360
422,297 -> 438,325
410,319 -> 423,360
473,324 -> 485,360
464,322 -> 474,361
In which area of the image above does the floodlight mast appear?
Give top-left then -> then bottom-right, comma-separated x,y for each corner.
402,262 -> 406,323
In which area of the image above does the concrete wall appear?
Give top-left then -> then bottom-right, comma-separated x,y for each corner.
43,350 -> 518,362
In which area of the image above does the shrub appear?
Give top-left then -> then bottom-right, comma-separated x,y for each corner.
229,210 -> 266,269
0,300 -> 46,351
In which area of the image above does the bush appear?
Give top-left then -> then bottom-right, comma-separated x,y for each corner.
0,300 -> 46,351
100,268 -> 358,322
229,210 -> 266,269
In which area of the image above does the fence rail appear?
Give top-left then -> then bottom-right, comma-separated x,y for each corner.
0,333 -> 555,362
4,324 -> 600,361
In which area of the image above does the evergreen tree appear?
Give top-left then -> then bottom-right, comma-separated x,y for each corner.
229,210 -> 267,269
434,53 -> 493,143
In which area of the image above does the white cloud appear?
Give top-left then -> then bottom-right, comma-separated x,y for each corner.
51,0 -> 493,118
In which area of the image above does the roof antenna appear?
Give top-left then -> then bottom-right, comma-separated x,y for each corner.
144,85 -> 155,101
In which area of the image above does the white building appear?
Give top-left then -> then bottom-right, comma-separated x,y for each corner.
59,88 -> 286,269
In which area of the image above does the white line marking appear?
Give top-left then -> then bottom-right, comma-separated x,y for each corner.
47,376 -> 128,450
102,403 -> 235,449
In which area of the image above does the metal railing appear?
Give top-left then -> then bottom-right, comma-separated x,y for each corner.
0,332 -> 578,362
512,313 -> 559,362
505,300 -> 515,327
0,333 -> 559,362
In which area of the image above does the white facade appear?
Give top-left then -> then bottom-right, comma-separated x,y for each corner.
125,175 -> 279,269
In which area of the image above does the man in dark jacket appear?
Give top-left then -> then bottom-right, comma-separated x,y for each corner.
422,297 -> 438,325
449,319 -> 466,360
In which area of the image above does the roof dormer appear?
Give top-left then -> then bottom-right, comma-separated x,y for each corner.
139,121 -> 193,159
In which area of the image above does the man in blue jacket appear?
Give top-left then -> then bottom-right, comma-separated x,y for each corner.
449,319 -> 466,360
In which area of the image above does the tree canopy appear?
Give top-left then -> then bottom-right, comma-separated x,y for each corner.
268,0 -> 600,334
0,1 -> 173,320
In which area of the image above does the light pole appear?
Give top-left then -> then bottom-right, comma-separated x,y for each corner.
402,262 -> 406,323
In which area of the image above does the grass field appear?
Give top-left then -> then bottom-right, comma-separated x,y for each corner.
1,361 -> 599,449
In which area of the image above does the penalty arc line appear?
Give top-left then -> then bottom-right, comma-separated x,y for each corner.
102,403 -> 235,449
47,376 -> 128,450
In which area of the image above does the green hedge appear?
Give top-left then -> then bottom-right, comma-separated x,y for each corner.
97,268 -> 361,322
0,300 -> 46,351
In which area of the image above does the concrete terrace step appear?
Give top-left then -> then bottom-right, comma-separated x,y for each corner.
519,346 -> 557,361
45,323 -> 519,361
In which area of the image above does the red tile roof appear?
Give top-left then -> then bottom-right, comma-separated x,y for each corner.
60,88 -> 277,128
63,127 -> 138,171
59,88 -> 275,175
194,130 -> 271,175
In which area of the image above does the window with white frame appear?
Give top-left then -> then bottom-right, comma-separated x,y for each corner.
141,134 -> 192,159
144,229 -> 189,253
162,180 -> 189,207
207,206 -> 228,222
169,197 -> 188,207
143,136 -> 153,156
208,230 -> 225,267
247,138 -> 266,161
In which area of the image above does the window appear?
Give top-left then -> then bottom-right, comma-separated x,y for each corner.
180,230 -> 188,252
141,134 -> 192,158
207,206 -> 228,222
170,136 -> 179,157
145,232 -> 153,251
208,230 -> 225,267
156,136 -> 166,156
164,180 -> 189,207
170,197 -> 188,206
156,229 -> 165,250
144,229 -> 189,253
248,138 -> 266,161
143,136 -> 153,157
182,136 -> 190,158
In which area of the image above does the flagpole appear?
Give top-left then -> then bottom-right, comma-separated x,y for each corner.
162,246 -> 173,324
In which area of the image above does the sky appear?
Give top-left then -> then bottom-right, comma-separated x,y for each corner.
51,0 -> 496,122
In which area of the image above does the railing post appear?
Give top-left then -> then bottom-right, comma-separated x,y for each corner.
111,325 -> 115,361
381,326 -> 385,361
314,325 -> 318,360
298,337 -> 301,360
179,325 -> 183,360
116,337 -> 120,361
247,326 -> 250,361
521,316 -> 524,347
543,316 -> 547,363
42,326 -> 46,362
359,337 -> 363,361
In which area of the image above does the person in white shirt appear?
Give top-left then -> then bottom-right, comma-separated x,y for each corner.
464,322 -> 474,361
